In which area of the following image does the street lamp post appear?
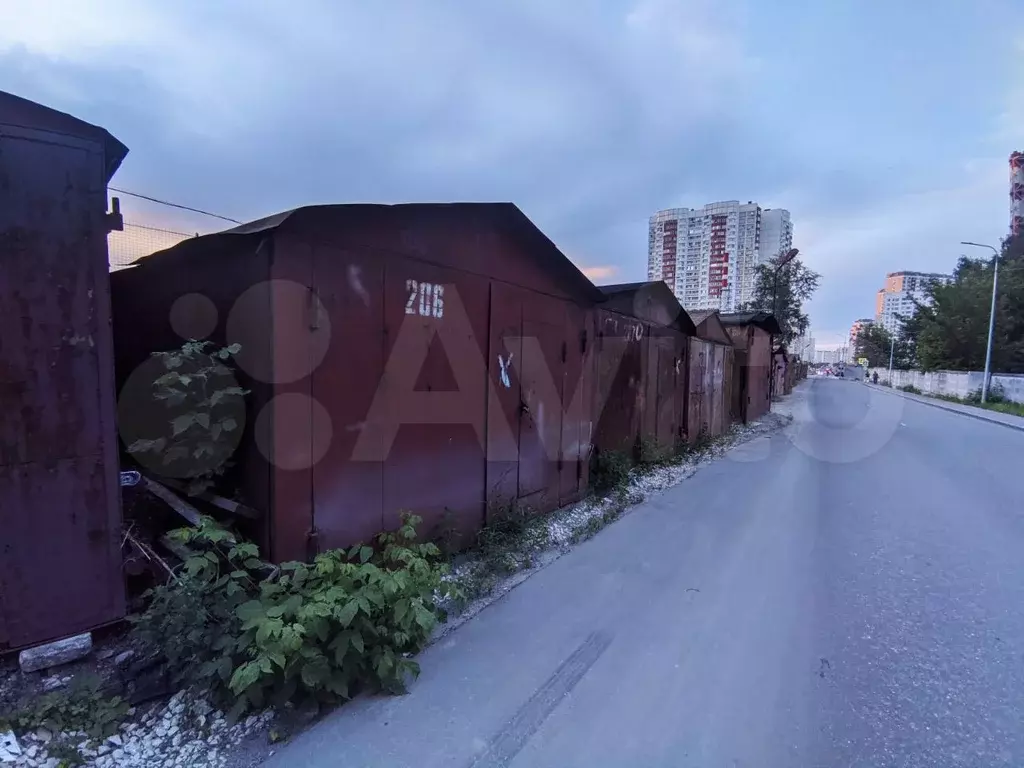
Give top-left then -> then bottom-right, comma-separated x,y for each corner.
960,241 -> 1000,403
887,332 -> 895,386
768,248 -> 799,401
771,247 -> 800,319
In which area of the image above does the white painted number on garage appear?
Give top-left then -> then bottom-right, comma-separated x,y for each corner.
405,279 -> 445,318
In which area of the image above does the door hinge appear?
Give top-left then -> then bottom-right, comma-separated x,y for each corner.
106,197 -> 124,233
308,287 -> 323,330
307,528 -> 320,559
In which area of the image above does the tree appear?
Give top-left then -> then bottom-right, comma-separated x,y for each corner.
855,324 -> 890,367
894,310 -> 921,368
854,323 -> 913,368
741,255 -> 821,347
906,233 -> 1024,373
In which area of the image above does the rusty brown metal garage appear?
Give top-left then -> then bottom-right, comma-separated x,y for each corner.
111,204 -> 604,561
720,311 -> 780,424
592,282 -> 695,462
0,91 -> 128,650
688,311 -> 734,434
686,311 -> 734,440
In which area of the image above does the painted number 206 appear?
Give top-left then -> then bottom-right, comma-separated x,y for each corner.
405,279 -> 445,318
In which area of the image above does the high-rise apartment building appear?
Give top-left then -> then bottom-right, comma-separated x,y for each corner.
649,201 -> 789,311
759,208 -> 793,266
874,271 -> 952,335
792,333 -> 815,362
1011,151 -> 1022,236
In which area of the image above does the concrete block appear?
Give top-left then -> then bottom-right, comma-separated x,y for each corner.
18,632 -> 93,673
0,730 -> 21,762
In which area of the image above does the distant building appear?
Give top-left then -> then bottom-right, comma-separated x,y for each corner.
1011,151 -> 1023,236
648,201 -> 793,312
816,348 -> 842,364
874,271 -> 952,335
759,208 -> 793,266
792,333 -> 815,362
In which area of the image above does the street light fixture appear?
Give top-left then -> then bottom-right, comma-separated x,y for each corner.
777,247 -> 800,268
960,241 -> 1000,403
771,247 -> 800,318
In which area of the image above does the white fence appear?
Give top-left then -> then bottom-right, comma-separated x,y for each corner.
866,368 -> 1024,404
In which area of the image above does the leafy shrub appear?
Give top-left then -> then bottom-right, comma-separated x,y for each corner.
689,426 -> 712,455
47,741 -> 86,767
478,503 -> 549,573
127,340 -> 249,496
967,382 -> 1006,404
0,674 -> 129,741
589,449 -> 632,493
478,503 -> 536,553
899,384 -> 921,394
132,515 -> 453,719
638,438 -> 673,467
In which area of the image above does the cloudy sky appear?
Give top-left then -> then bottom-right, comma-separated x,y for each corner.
3,0 -> 1021,346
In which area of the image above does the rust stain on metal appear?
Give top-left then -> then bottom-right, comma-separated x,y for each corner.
111,204 -> 604,557
593,309 -> 646,458
687,338 -> 733,440
0,91 -> 127,650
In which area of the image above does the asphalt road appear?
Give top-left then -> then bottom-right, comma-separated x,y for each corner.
267,378 -> 1024,768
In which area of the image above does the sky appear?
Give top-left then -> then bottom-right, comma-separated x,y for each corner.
2,0 -> 1022,348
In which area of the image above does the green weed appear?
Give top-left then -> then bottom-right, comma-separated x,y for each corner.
132,514 -> 454,720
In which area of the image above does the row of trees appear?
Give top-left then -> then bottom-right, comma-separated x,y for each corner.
856,234 -> 1024,372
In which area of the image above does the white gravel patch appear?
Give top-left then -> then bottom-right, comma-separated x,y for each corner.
1,692 -> 273,768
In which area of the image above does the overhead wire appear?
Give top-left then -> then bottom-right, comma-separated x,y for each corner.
108,186 -> 242,224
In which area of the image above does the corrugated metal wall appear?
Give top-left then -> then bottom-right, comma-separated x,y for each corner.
646,329 -> 688,453
593,310 -> 646,457
727,325 -> 773,423
592,312 -> 688,462
0,96 -> 126,650
745,328 -> 773,421
299,238 -> 599,554
113,207 -> 601,560
687,339 -> 732,440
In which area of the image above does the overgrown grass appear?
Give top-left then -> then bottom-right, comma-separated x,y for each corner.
980,400 -> 1024,417
983,401 -> 1024,417
899,384 -> 922,394
444,502 -> 552,606
0,674 -> 130,742
589,449 -> 632,494
904,384 -> 1024,418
